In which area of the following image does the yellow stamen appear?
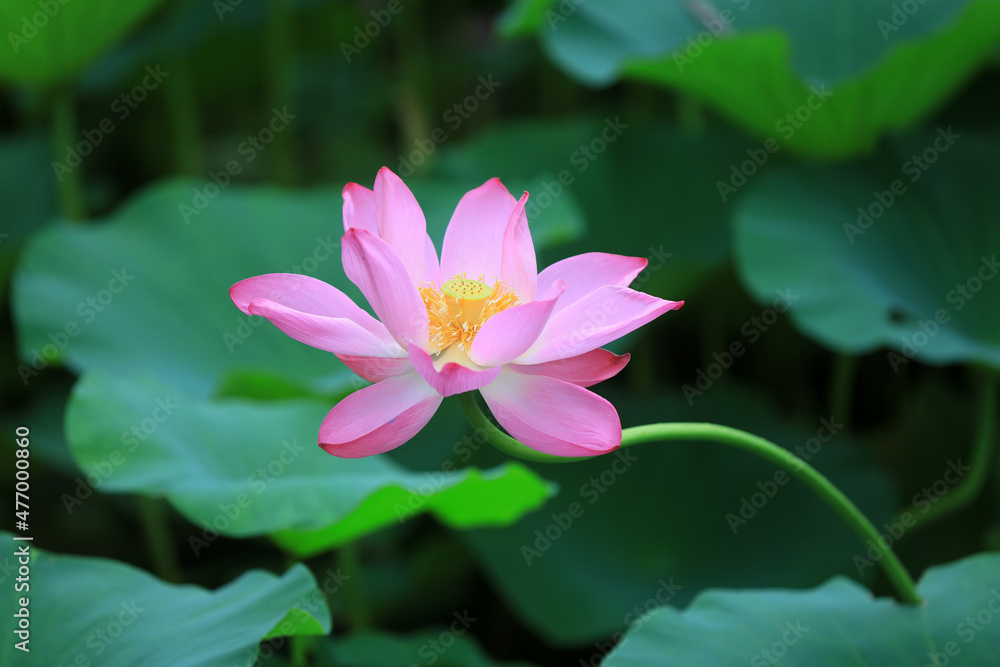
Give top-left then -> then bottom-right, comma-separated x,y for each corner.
419,273 -> 519,354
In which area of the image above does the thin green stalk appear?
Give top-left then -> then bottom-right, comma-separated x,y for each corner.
52,87 -> 86,220
458,392 -> 922,605
339,542 -> 372,631
163,56 -> 204,176
829,354 -> 857,429
265,0 -> 297,185
899,372 -> 997,531
137,496 -> 182,583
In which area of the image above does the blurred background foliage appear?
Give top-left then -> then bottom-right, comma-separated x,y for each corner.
1,0 -> 999,664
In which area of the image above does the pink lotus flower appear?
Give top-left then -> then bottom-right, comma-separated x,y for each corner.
230,168 -> 682,458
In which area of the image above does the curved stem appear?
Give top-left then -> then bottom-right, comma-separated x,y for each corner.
900,372 -> 997,531
458,393 -> 922,605
52,87 -> 86,220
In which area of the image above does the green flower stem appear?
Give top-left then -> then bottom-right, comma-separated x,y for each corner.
265,0 -> 297,185
900,372 -> 997,531
339,542 -> 372,631
136,496 -> 182,583
829,354 -> 858,429
458,392 -> 923,605
52,87 -> 86,220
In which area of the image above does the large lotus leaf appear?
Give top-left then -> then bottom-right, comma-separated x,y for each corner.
0,0 -> 168,86
65,372 -> 555,557
318,630 -> 538,667
13,176 -> 583,397
0,534 -> 329,667
734,131 -> 1000,370
500,0 -> 1000,157
460,387 -> 894,646
604,552 -> 1000,666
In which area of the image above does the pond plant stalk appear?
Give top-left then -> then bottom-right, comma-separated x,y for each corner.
458,392 -> 924,606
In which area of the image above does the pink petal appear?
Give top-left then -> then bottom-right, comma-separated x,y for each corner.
440,178 -> 517,283
470,281 -> 564,367
519,286 -> 683,364
342,228 -> 429,351
342,182 -> 377,234
499,192 -> 537,301
408,345 -> 501,397
375,167 -> 426,285
320,372 -> 442,458
537,252 -> 647,315
336,355 -> 413,383
244,298 -> 400,357
510,348 -> 630,387
479,369 -> 621,457
230,273 -> 400,355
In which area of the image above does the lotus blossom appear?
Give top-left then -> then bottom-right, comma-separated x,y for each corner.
230,168 -> 683,458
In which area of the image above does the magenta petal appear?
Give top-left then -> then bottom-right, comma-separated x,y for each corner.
408,345 -> 501,397
245,298 -> 399,357
479,369 -> 621,457
440,178 -> 517,282
336,355 -> 412,383
374,167 -> 426,285
230,273 -> 400,356
520,286 -> 683,364
342,182 -> 377,234
537,252 -> 647,314
499,192 -> 537,301
342,228 -> 429,350
319,372 -> 442,458
470,282 -> 563,367
510,348 -> 630,387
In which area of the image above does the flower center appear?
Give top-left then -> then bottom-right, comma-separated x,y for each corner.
419,274 -> 519,354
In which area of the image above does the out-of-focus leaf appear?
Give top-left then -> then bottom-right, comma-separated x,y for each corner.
734,131 -> 1000,370
319,629 -> 539,667
0,0 -> 168,86
502,0 -> 1000,157
604,553 -> 1000,666
0,534 -> 329,667
65,372 -> 555,557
